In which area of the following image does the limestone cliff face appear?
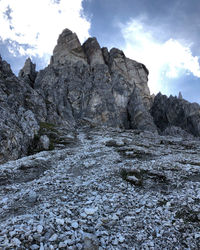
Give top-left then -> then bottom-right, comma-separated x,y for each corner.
82,37 -> 105,65
0,28 -> 200,164
51,28 -> 87,65
35,29 -> 154,129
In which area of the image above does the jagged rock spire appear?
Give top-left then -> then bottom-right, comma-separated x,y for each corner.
82,37 -> 105,65
178,91 -> 183,99
51,28 -> 87,65
18,58 -> 37,87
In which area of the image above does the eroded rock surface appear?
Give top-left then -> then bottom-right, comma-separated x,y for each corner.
151,93 -> 200,136
51,28 -> 87,65
0,128 -> 200,249
0,56 -> 44,164
18,58 -> 37,87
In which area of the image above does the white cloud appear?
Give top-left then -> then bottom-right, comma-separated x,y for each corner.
120,19 -> 200,94
0,0 -> 90,64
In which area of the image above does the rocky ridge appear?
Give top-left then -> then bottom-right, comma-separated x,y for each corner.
1,28 -> 200,163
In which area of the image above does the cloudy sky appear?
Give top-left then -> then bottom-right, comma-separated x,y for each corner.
0,0 -> 200,103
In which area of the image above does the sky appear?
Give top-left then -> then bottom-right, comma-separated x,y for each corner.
0,0 -> 200,103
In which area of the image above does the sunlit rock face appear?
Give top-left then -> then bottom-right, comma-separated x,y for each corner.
82,37 -> 105,65
51,28 -> 88,65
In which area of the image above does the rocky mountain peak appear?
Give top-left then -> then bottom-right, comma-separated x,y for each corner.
82,37 -> 105,65
0,55 -> 15,78
18,58 -> 37,87
0,28 -> 200,165
51,28 -> 87,65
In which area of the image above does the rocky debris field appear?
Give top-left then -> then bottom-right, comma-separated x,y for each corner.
0,128 -> 200,249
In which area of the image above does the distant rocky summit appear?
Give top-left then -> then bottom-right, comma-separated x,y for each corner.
0,28 -> 200,164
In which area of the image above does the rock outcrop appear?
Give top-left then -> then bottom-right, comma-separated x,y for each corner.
82,37 -> 105,65
0,56 -> 42,164
127,87 -> 157,132
51,28 -> 87,65
0,28 -> 200,164
33,28 -> 155,131
151,93 -> 200,137
18,58 -> 37,87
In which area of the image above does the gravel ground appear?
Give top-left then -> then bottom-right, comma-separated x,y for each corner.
0,128 -> 200,249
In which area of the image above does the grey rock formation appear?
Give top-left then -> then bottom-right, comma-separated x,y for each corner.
108,48 -> 151,109
18,58 -> 37,87
127,87 -> 158,133
51,28 -> 87,65
0,28 -> 199,164
83,37 -> 105,65
33,28 -> 154,131
0,56 -> 45,164
162,125 -> 194,139
151,93 -> 200,136
178,91 -> 183,99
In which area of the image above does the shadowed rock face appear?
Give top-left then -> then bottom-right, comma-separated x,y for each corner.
151,93 -> 200,137
0,56 -> 43,164
18,58 -> 37,87
0,28 -> 200,164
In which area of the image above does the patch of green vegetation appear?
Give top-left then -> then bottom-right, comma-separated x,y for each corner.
119,168 -> 144,186
157,199 -> 168,206
175,207 -> 200,223
39,122 -> 57,131
28,122 -> 57,155
45,99 -> 52,105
